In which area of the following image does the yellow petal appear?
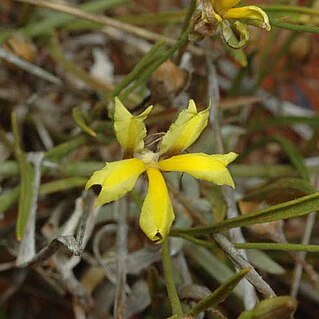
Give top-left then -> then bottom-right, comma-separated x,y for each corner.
158,100 -> 209,157
86,158 -> 146,206
159,152 -> 238,188
114,97 -> 153,156
214,0 -> 241,13
221,20 -> 250,49
224,6 -> 271,31
139,168 -> 174,243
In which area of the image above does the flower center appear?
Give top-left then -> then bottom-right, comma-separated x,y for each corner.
136,150 -> 159,168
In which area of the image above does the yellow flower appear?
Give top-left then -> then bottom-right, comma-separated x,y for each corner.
196,0 -> 270,48
86,98 -> 238,242
213,0 -> 270,30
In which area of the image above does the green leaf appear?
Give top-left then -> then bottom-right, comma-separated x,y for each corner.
248,116 -> 319,132
11,112 -> 35,240
238,136 -> 309,181
271,20 -> 319,34
16,157 -> 34,240
185,244 -> 241,297
202,184 -> 227,223
230,164 -> 296,179
262,5 -> 319,34
272,136 -> 309,181
225,46 -> 248,67
263,5 -> 319,16
72,107 -> 97,137
0,0 -> 130,43
237,296 -> 297,319
246,250 -> 285,275
188,268 -> 250,316
39,177 -> 87,195
0,187 -> 19,216
45,135 -> 87,161
243,177 -> 314,203
172,192 -> 319,237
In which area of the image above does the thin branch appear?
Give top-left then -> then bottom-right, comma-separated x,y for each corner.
113,198 -> 129,318
290,211 -> 317,297
0,47 -> 62,85
212,233 -> 276,298
18,191 -> 97,269
13,0 -> 204,57
205,42 -> 257,309
19,235 -> 81,268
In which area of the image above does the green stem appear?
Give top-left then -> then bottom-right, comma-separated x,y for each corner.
112,41 -> 165,98
270,19 -> 319,34
161,238 -> 183,317
175,0 -> 197,64
235,242 -> 319,253
262,5 -> 319,15
120,26 -> 191,100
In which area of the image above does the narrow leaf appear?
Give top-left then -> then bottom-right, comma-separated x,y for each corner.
246,250 -> 285,275
272,136 -> 309,181
188,268 -> 250,316
0,187 -> 19,216
172,192 -> 319,236
11,113 -> 35,240
244,177 -> 314,203
237,296 -> 297,319
72,107 -> 97,137
45,135 -> 87,160
185,244 -> 241,297
39,177 -> 87,195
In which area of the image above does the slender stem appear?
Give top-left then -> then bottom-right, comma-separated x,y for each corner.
270,19 -> 319,34
205,40 -> 257,308
235,242 -> 319,252
121,26 -> 191,100
261,4 -> 319,15
290,211 -> 317,297
162,238 -> 183,317
175,0 -> 197,64
113,198 -> 128,318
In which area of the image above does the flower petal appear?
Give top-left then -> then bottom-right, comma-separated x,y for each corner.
114,97 -> 153,156
159,152 -> 238,187
214,0 -> 241,13
224,6 -> 271,31
139,168 -> 174,243
86,158 -> 146,206
158,100 -> 209,157
221,20 -> 250,49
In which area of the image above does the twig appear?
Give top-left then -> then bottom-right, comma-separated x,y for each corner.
18,191 -> 97,269
212,233 -> 276,298
170,186 -> 275,299
0,270 -> 27,305
14,0 -> 206,57
61,196 -> 84,237
290,211 -> 317,297
19,235 -> 81,268
0,47 -> 62,85
64,191 -> 100,271
93,224 -> 120,286
206,43 -> 257,309
113,198 -> 129,319
55,260 -> 92,311
101,26 -> 204,57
